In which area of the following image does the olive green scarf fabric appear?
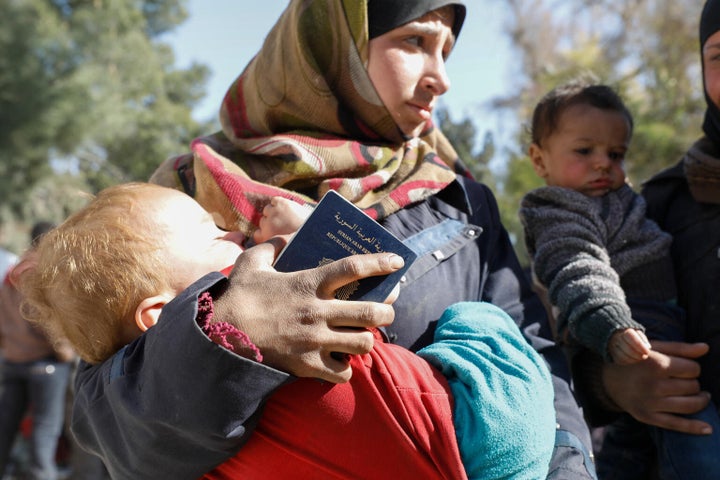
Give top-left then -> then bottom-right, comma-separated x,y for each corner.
151,0 -> 466,235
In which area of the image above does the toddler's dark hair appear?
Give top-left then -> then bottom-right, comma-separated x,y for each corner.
530,81 -> 633,146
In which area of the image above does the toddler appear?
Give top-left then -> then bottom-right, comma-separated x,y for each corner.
520,81 -> 720,479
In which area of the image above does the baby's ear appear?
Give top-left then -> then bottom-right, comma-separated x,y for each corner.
528,143 -> 548,177
135,294 -> 172,332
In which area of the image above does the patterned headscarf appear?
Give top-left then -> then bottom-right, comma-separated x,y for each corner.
151,0 -> 468,234
701,0 -> 720,146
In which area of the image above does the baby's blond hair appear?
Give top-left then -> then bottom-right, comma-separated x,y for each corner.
21,183 -> 175,364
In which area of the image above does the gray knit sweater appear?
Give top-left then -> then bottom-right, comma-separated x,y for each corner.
520,184 -> 676,361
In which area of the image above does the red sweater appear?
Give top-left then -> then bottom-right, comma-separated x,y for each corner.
203,330 -> 466,480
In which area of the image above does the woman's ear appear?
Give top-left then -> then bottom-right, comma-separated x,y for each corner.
135,294 -> 172,332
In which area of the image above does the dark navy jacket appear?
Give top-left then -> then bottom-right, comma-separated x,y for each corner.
72,177 -> 596,479
643,158 -> 720,406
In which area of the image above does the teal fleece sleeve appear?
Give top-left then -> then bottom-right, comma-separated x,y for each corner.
418,302 -> 556,480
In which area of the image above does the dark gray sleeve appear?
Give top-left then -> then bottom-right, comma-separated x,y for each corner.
520,189 -> 642,360
71,273 -> 291,480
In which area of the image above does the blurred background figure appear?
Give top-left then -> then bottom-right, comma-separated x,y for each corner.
0,222 -> 75,480
0,249 -> 17,287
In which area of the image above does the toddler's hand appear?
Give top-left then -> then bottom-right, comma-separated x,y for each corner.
609,328 -> 652,364
253,196 -> 311,244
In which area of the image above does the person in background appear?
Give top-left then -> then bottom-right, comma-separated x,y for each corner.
69,0 -> 598,478
0,222 -> 75,480
520,80 -> 720,479
643,0 -> 720,410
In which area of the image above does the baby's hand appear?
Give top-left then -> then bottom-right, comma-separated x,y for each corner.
253,196 -> 311,244
609,328 -> 652,365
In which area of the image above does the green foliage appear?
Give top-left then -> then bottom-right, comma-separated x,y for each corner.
0,1 -> 79,214
436,105 -> 497,189
0,0 -> 209,245
628,122 -> 688,185
496,154 -> 543,267
0,174 -> 94,254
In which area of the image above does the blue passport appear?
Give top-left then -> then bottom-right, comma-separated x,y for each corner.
274,190 -> 417,302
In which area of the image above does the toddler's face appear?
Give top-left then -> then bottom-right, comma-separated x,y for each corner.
529,103 -> 629,197
152,189 -> 245,293
704,30 -> 720,112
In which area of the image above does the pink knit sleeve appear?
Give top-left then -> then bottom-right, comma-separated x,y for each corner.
196,291 -> 263,362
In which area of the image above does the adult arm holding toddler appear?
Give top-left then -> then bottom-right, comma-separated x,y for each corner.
20,184 -> 400,479
22,181 -> 559,480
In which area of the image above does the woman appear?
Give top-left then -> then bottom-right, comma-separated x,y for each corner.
72,1 -> 596,478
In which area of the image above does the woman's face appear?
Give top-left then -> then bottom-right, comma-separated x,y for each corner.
367,8 -> 456,139
703,29 -> 720,111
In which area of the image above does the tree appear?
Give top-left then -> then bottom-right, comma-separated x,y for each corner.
0,0 -> 210,215
436,105 -> 496,189
0,174 -> 94,254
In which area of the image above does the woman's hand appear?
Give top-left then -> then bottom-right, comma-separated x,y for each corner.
603,340 -> 714,435
212,236 -> 404,383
